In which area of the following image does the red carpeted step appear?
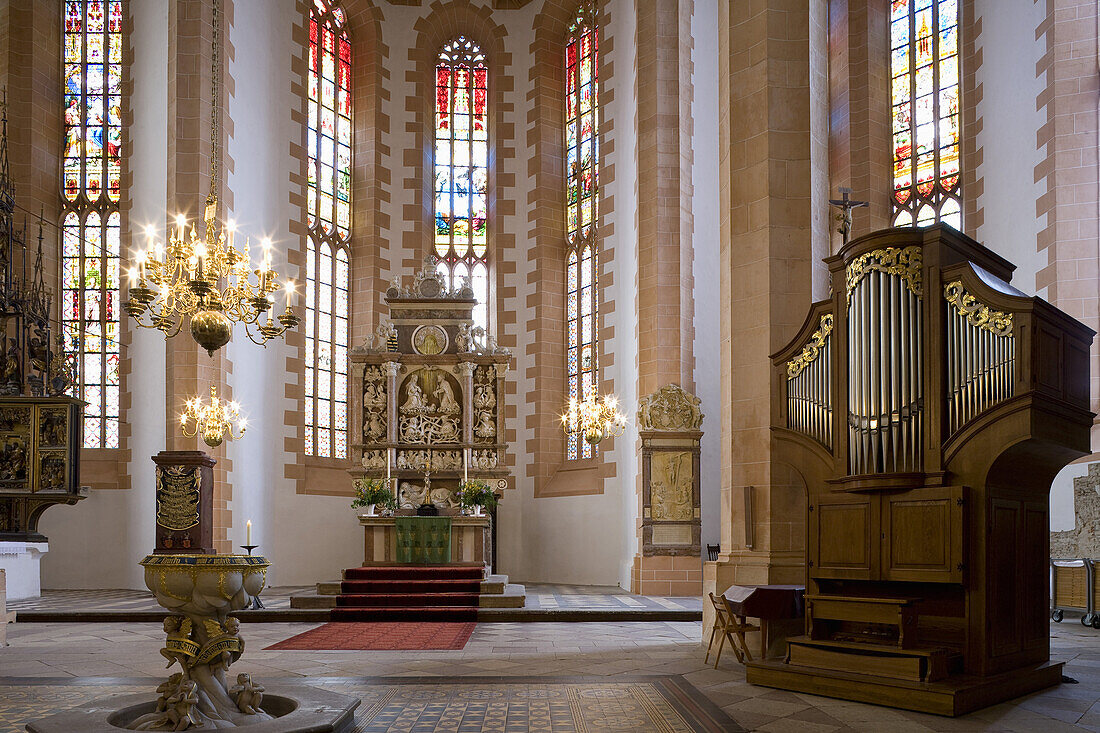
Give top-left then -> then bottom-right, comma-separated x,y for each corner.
336,592 -> 479,608
344,566 -> 484,581
331,606 -> 478,622
340,579 -> 481,594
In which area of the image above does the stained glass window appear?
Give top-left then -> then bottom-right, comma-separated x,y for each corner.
435,37 -> 490,331
62,0 -> 123,449
305,0 -> 351,459
890,0 -> 960,228
565,5 -> 599,461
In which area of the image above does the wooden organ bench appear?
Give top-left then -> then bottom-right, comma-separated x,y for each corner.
747,225 -> 1095,716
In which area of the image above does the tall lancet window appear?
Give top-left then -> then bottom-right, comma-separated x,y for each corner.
434,37 -> 490,330
890,0 -> 960,228
565,5 -> 599,461
62,0 -> 123,449
305,0 -> 351,459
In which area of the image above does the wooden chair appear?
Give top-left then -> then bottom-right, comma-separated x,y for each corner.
705,592 -> 758,667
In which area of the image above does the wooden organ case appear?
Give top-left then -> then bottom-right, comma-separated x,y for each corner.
746,226 -> 1094,716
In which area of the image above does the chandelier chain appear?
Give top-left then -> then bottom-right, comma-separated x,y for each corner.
208,0 -> 221,208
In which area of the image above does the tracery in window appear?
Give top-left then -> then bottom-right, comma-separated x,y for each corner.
434,36 -> 489,330
305,0 -> 351,458
565,5 -> 599,461
62,0 -> 123,449
890,0 -> 960,228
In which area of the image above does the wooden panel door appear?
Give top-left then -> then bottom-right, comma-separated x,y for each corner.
809,492 -> 878,580
881,486 -> 965,583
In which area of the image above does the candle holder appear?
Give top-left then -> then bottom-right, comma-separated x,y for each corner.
239,545 -> 264,609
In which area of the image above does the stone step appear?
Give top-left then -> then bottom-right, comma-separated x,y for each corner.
481,574 -> 508,595
479,583 -> 526,608
289,592 -> 336,609
317,581 -> 341,596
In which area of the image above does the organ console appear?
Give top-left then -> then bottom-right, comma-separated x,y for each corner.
747,225 -> 1095,716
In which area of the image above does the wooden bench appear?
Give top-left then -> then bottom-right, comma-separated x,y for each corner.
806,594 -> 920,649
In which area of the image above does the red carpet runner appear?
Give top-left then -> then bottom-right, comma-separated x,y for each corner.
331,565 -> 482,622
265,621 -> 476,650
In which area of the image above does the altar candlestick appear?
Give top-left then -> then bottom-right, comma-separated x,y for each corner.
463,448 -> 469,484
386,449 -> 391,483
246,520 -> 252,545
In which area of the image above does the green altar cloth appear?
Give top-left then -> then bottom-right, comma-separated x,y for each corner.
395,516 -> 452,564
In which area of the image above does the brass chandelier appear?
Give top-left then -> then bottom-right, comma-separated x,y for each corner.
561,392 -> 628,445
123,0 -> 298,356
179,385 -> 246,448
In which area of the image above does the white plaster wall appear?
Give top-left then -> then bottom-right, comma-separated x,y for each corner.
224,0 -> 363,586
39,0 -> 169,589
692,0 -> 720,557
971,1 -> 1088,533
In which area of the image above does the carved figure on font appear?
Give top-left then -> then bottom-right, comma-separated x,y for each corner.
229,672 -> 264,715
165,679 -> 201,730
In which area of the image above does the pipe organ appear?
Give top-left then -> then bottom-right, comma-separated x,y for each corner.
749,226 -> 1095,716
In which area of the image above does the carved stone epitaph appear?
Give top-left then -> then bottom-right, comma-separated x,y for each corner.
152,451 -> 216,555
638,384 -> 703,556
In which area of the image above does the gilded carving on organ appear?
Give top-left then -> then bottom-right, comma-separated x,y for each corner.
650,451 -> 693,521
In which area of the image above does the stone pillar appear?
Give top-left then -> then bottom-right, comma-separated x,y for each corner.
827,0 -> 892,241
456,361 -> 475,447
706,0 -> 818,627
163,0 -> 233,552
631,0 -> 699,595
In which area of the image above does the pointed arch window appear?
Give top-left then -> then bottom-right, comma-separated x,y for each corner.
304,0 -> 351,458
61,0 -> 124,449
890,0 -> 960,228
565,5 -> 599,461
434,37 -> 490,331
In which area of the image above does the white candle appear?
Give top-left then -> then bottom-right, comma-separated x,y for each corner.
386,449 -> 391,482
463,448 -> 469,484
246,520 -> 252,545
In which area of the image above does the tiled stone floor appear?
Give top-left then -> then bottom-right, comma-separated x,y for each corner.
7,584 -> 703,614
2,616 -> 1100,731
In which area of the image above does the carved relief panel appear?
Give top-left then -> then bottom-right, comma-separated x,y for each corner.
638,385 -> 703,556
0,397 -> 84,541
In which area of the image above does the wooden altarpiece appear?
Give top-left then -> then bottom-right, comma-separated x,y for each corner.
747,226 -> 1094,716
349,260 -> 513,512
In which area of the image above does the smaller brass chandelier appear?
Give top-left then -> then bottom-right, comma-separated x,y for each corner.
179,385 -> 247,448
561,392 -> 627,445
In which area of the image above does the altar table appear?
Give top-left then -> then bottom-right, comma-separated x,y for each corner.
359,514 -> 490,567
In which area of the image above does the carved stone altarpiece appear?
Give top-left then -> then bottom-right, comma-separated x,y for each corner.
638,384 -> 703,556
350,259 -> 512,510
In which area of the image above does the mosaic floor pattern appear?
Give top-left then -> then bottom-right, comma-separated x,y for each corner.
0,676 -> 738,733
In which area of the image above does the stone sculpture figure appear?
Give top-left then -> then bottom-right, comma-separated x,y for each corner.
402,379 -> 425,413
434,379 -> 459,414
154,674 -> 183,714
165,679 -> 201,731
229,673 -> 265,715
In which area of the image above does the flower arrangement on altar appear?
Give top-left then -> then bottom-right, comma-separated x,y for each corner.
456,479 -> 497,516
352,477 -> 396,516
